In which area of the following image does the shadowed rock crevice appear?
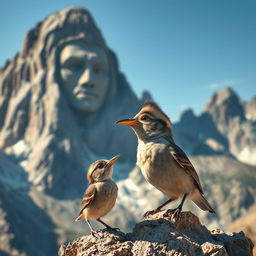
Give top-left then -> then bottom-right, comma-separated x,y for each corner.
59,211 -> 253,256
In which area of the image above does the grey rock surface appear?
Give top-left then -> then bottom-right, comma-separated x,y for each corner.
0,6 -> 255,256
174,87 -> 256,165
0,7 -> 144,198
59,211 -> 253,256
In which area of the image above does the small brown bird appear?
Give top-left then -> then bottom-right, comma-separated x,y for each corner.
116,102 -> 215,218
75,155 -> 120,233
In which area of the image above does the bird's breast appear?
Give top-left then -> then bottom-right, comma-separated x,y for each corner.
137,141 -> 168,179
136,141 -> 194,197
85,180 -> 118,220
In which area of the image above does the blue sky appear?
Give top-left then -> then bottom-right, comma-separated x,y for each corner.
1,0 -> 255,121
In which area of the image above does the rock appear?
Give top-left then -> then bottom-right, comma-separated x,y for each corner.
0,7 -> 142,198
0,5 -> 256,256
59,211 -> 253,256
204,87 -> 256,165
245,96 -> 256,121
174,87 -> 256,165
228,204 -> 256,256
174,109 -> 228,156
205,87 -> 246,132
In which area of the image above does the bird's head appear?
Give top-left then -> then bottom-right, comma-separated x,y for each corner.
116,102 -> 172,142
87,155 -> 120,184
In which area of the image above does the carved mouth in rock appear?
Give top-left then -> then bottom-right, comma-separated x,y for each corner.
75,90 -> 98,100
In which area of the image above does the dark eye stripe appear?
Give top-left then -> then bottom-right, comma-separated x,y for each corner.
156,118 -> 166,127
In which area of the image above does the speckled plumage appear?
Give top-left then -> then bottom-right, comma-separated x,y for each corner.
117,102 -> 215,214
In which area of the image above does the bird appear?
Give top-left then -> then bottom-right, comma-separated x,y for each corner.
75,155 -> 120,234
116,102 -> 215,219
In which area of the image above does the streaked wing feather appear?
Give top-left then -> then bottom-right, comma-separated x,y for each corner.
78,185 -> 97,216
169,143 -> 204,194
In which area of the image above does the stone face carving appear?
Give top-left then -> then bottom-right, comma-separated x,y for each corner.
59,42 -> 110,113
0,7 -> 143,197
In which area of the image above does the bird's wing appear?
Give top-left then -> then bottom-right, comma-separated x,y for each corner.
78,184 -> 97,216
169,143 -> 204,194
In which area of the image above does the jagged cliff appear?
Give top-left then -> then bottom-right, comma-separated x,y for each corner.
59,211 -> 253,256
0,6 -> 256,256
174,87 -> 256,165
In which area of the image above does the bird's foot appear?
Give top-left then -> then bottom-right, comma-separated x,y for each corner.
90,230 -> 102,238
143,208 -> 162,219
163,207 -> 182,221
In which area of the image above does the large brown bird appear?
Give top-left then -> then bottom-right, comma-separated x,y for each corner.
116,102 -> 215,218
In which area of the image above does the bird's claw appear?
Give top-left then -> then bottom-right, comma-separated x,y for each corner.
143,208 -> 162,219
163,208 -> 182,221
90,231 -> 102,238
171,208 -> 182,221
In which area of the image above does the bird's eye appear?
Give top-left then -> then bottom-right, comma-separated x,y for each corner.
97,162 -> 105,169
141,115 -> 149,121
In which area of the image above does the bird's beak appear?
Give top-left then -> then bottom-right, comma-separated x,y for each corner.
116,119 -> 139,126
106,155 -> 120,167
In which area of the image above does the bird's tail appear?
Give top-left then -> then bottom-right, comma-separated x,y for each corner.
192,190 -> 215,213
75,214 -> 83,222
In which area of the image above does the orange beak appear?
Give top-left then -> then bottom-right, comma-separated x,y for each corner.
106,155 -> 120,167
116,119 -> 139,126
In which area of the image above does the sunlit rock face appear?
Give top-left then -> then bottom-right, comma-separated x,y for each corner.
174,87 -> 256,165
205,87 -> 256,165
0,7 -> 144,198
59,211 -> 253,256
245,96 -> 256,121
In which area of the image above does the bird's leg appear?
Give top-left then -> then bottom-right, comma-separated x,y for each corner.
143,197 -> 176,218
86,220 -> 101,238
164,193 -> 188,220
97,218 -> 120,232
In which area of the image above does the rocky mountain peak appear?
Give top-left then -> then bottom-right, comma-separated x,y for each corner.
205,87 -> 245,135
179,108 -> 196,122
0,6 -> 142,198
59,211 -> 253,256
206,87 -> 245,120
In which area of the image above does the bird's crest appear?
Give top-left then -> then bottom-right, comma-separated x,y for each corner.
139,101 -> 172,129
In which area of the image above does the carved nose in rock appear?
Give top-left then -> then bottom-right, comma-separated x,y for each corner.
79,67 -> 96,88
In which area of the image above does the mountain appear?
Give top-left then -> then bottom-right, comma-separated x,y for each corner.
0,7 -> 143,199
0,6 -> 255,256
0,152 -> 58,256
174,87 -> 256,165
245,96 -> 256,121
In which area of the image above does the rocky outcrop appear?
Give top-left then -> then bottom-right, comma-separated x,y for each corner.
228,204 -> 256,256
59,211 -> 253,256
0,6 -> 255,256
